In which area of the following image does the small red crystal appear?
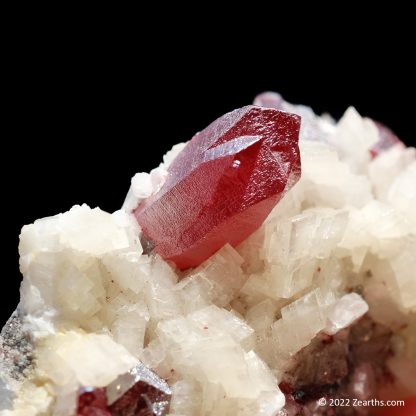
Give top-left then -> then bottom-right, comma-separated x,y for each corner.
109,380 -> 170,416
134,106 -> 301,269
77,388 -> 110,416
76,363 -> 171,416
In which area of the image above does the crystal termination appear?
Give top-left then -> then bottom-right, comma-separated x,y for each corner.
134,105 -> 301,269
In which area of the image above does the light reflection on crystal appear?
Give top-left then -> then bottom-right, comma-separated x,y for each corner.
135,106 -> 301,269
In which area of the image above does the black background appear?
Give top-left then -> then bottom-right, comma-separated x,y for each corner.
2,26 -> 415,327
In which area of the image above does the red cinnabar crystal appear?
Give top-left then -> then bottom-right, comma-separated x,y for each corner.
134,106 -> 301,269
77,363 -> 171,416
77,388 -> 110,416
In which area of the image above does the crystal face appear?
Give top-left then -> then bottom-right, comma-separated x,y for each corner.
77,363 -> 171,416
134,105 -> 301,269
109,381 -> 170,415
108,362 -> 171,416
2,92 -> 416,416
77,388 -> 110,416
371,121 -> 404,158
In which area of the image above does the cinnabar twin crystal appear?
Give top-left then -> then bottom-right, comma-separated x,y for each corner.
134,106 -> 301,269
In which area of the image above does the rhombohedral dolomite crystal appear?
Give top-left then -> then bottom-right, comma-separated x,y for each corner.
1,93 -> 415,416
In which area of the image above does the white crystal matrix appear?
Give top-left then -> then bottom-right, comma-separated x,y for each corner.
1,94 -> 415,415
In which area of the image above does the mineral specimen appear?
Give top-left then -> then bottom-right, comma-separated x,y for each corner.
1,93 -> 416,416
134,106 -> 301,269
76,363 -> 171,416
254,91 -> 406,159
254,91 -> 335,144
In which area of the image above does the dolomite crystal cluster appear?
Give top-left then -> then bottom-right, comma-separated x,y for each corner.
1,92 -> 415,416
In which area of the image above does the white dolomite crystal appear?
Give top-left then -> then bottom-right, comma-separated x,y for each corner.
329,106 -> 379,173
325,293 -> 369,335
122,142 -> 186,212
37,332 -> 137,389
1,95 -> 415,416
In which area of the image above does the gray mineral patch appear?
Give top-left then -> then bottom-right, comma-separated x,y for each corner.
1,310 -> 34,380
0,376 -> 15,410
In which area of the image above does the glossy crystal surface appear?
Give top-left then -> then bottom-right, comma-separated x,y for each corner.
108,362 -> 171,416
134,106 -> 301,269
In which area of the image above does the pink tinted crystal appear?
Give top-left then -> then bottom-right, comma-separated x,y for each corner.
370,121 -> 404,158
254,91 -> 331,143
134,106 -> 301,269
253,91 -> 284,109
